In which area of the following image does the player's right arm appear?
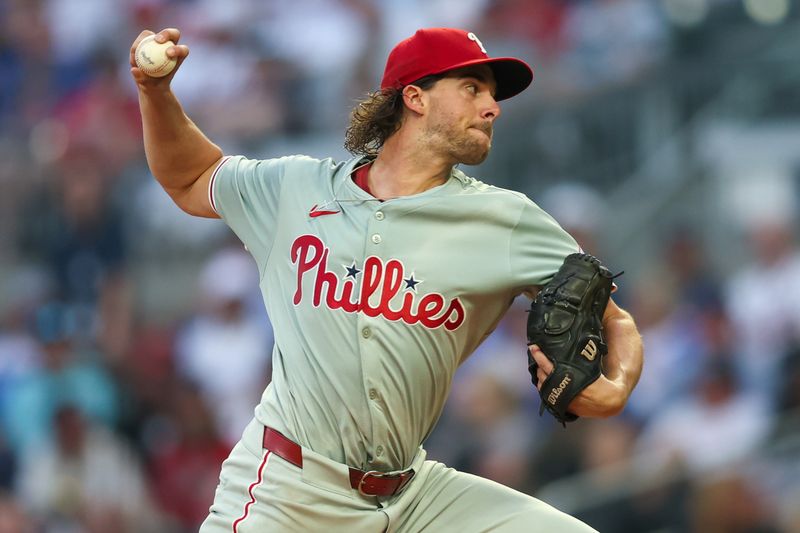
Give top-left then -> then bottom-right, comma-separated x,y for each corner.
130,28 -> 222,218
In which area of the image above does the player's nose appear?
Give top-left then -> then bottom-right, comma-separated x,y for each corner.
480,95 -> 501,122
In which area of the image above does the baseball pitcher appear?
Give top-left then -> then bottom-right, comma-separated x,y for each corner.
130,26 -> 643,532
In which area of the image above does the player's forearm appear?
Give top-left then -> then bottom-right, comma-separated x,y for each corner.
602,306 -> 643,398
138,86 -> 223,195
568,302 -> 643,418
566,310 -> 642,419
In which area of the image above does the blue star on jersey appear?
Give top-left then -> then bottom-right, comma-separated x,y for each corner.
344,262 -> 361,279
404,274 -> 421,292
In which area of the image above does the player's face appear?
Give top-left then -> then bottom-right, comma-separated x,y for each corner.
421,65 -> 501,165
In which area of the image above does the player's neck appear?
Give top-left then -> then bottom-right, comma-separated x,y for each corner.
369,134 -> 453,200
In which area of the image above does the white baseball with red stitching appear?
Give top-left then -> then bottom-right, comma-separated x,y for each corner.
134,35 -> 177,78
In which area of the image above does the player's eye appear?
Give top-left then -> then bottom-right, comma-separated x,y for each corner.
465,83 -> 478,94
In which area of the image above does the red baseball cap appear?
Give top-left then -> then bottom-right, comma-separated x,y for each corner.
380,28 -> 533,101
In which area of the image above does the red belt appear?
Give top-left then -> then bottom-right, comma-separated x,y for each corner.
262,426 -> 415,497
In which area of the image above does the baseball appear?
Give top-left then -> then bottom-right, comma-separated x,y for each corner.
135,35 -> 177,78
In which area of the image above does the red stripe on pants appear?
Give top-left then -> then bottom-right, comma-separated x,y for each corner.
233,451 -> 272,532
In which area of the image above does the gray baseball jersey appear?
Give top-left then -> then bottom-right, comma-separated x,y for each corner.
208,154 -> 579,474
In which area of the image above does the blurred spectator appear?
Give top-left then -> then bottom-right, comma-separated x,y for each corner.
49,50 -> 142,175
456,297 -> 536,399
776,343 -> 800,424
453,369 -> 535,489
527,422 -> 585,493
562,0 -> 667,89
149,381 -> 231,531
0,270 -> 50,495
186,54 -> 290,148
0,269 -> 48,431
2,302 -> 119,455
17,145 -> 133,361
690,474 -> 782,533
251,0 -> 374,130
725,217 -> 800,401
115,323 -> 178,446
175,247 -> 273,444
580,418 -> 638,477
663,227 -> 723,312
159,0 -> 300,144
0,433 -> 14,494
132,173 -> 230,253
43,0 -> 125,85
479,0 -> 571,60
569,418 -> 687,533
753,444 -> 800,533
16,405 -> 161,533
538,182 -> 609,255
628,227 -> 731,425
169,12 -> 272,140
634,357 -> 772,475
0,492 -> 33,533
625,270 -> 704,421
0,0 -> 54,132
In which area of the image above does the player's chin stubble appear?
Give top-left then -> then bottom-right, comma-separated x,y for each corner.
425,123 -> 491,166
455,133 -> 491,165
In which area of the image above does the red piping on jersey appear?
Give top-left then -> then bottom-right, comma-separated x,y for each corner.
232,450 -> 271,532
208,156 -> 232,214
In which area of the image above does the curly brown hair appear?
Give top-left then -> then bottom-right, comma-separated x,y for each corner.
344,75 -> 443,156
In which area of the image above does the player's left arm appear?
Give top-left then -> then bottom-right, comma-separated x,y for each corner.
530,297 -> 643,418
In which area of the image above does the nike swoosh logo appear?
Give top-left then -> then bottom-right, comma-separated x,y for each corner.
309,204 -> 341,218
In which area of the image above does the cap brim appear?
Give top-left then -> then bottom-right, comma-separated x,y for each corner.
424,57 -> 533,101
485,58 -> 534,101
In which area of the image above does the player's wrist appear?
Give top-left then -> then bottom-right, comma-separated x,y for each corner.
136,82 -> 175,98
570,376 -> 626,418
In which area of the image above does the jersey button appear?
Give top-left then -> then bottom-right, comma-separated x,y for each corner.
374,211 -> 385,221
361,327 -> 372,339
368,389 -> 378,400
371,234 -> 382,244
375,445 -> 384,456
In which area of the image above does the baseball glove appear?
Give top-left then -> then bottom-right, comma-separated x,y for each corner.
526,253 -> 616,425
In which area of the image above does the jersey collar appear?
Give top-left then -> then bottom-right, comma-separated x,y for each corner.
336,156 -> 469,203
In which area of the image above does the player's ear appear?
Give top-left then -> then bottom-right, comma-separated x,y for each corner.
401,84 -> 427,115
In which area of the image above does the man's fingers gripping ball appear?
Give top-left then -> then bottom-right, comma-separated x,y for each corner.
134,34 -> 179,78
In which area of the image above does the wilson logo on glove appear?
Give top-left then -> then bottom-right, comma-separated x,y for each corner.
547,375 -> 572,406
581,339 -> 598,361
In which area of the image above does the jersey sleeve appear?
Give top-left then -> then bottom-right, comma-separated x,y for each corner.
209,155 -> 287,273
509,197 -> 581,291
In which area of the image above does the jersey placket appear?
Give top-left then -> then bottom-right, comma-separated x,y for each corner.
357,204 -> 391,469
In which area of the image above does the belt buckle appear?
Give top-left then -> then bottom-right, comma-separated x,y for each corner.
357,470 -> 389,497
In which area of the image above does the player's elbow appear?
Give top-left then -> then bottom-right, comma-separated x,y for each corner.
585,401 -> 624,420
596,384 -> 628,418
163,180 -> 219,219
152,155 -> 223,218
598,399 -> 626,418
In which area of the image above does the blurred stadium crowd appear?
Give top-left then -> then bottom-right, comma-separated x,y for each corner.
1,0 -> 799,532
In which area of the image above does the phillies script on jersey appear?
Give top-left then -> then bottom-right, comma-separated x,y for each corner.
290,234 -> 465,330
